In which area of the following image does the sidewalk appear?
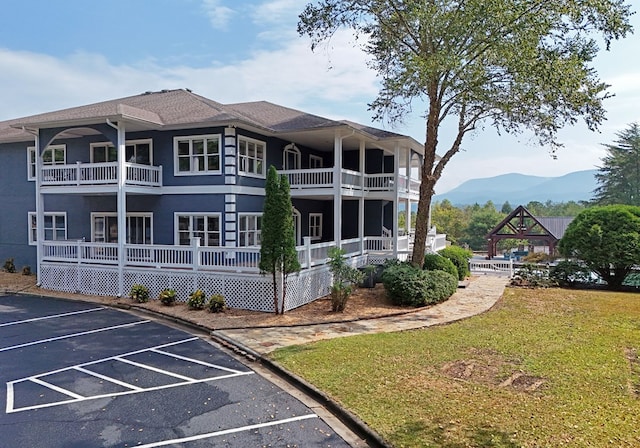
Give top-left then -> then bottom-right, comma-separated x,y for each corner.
213,274 -> 508,354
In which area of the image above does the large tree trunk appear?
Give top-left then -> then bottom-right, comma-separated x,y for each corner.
411,88 -> 440,266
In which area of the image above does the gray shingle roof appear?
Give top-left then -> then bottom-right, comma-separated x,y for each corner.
1,89 -> 417,147
537,217 -> 574,239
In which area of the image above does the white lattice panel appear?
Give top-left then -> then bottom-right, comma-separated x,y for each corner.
284,265 -> 332,311
40,264 -> 79,293
222,275 -> 275,312
79,267 -> 119,296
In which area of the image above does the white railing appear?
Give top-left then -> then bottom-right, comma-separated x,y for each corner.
42,241 -> 119,264
470,259 -> 514,277
366,173 -> 395,191
281,168 -> 334,189
341,169 -> 363,190
41,162 -> 162,188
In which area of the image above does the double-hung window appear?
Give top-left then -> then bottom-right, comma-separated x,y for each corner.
238,136 -> 265,177
309,213 -> 323,241
90,139 -> 152,164
174,135 -> 221,175
175,214 -> 221,246
238,214 -> 262,247
28,212 -> 67,245
27,145 -> 66,181
91,213 -> 152,244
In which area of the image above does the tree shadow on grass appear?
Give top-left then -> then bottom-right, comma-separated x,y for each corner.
390,420 -> 520,448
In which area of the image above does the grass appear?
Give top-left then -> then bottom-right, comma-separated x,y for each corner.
271,287 -> 640,447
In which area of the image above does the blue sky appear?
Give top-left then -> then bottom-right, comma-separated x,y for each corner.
0,0 -> 638,193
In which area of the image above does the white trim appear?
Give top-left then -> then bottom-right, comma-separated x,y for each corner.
283,143 -> 301,170
173,134 -> 222,176
27,144 -> 66,181
309,154 -> 323,168
309,213 -> 323,241
237,213 -> 262,247
292,207 -> 301,245
157,185 -> 265,196
28,211 -> 67,245
173,213 -> 222,246
237,135 -> 266,178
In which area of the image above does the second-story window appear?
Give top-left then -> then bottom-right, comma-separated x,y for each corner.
238,136 -> 265,177
27,145 -> 66,181
90,139 -> 152,165
174,135 -> 221,175
309,213 -> 323,241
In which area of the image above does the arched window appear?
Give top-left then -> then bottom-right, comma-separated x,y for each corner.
283,143 -> 301,170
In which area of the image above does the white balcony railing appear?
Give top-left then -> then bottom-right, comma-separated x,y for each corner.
41,162 -> 162,188
279,168 -> 419,194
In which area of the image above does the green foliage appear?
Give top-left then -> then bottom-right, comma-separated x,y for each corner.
522,252 -> 554,263
593,123 -> 640,205
382,263 -> 457,307
260,165 -> 301,314
299,0 -> 632,266
423,253 -> 458,279
559,205 -> 640,289
461,202 -> 504,250
328,247 -> 364,312
187,289 -> 207,310
3,258 -> 15,273
130,284 -> 150,303
21,266 -> 31,276
431,200 -> 468,245
500,201 -> 513,214
158,288 -> 177,306
549,260 -> 594,287
206,294 -> 226,313
439,246 -> 472,280
509,264 -> 555,288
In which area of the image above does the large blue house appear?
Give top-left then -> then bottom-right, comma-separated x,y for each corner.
0,89 -> 445,311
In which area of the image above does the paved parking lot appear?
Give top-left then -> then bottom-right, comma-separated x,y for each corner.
0,294 -> 354,447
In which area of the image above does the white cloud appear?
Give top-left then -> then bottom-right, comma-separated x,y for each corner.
252,0 -> 301,25
201,0 -> 235,30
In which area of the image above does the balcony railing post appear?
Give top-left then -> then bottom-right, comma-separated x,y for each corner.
304,236 -> 312,268
76,161 -> 81,186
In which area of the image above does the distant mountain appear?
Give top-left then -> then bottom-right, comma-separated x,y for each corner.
433,170 -> 598,206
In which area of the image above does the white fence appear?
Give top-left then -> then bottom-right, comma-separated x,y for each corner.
279,168 -> 419,194
41,162 -> 162,187
469,259 -> 514,277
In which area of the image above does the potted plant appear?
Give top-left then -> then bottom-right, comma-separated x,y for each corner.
360,264 -> 378,288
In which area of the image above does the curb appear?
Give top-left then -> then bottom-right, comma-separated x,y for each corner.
211,331 -> 391,448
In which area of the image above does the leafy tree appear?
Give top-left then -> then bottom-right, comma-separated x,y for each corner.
460,201 -> 504,250
501,201 -> 513,215
593,123 -> 640,206
431,199 -> 467,245
298,0 -> 633,267
260,166 -> 301,314
559,205 -> 640,290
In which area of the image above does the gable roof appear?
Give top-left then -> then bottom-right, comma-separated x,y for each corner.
536,217 -> 574,240
486,205 -> 575,242
0,89 -> 422,154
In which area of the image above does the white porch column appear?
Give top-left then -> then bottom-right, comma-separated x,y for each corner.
35,133 -> 44,285
359,139 -> 365,255
333,131 -> 343,248
393,143 -> 400,258
116,122 -> 127,297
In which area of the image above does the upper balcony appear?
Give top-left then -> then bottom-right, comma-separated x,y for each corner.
279,168 -> 420,198
40,162 -> 163,193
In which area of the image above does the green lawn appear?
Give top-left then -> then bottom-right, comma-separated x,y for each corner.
271,287 -> 640,447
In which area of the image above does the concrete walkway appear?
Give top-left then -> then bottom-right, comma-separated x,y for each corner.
214,275 -> 508,354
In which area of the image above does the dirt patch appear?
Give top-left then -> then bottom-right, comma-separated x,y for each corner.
0,272 -> 422,329
625,348 -> 640,396
440,350 -> 546,393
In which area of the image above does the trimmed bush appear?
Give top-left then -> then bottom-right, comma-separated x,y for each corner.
21,266 -> 31,276
158,288 -> 177,306
550,260 -> 594,287
207,294 -> 226,313
382,263 -> 458,307
3,258 -> 16,273
423,253 -> 458,279
187,289 -> 207,310
510,264 -> 555,288
130,284 -> 150,303
439,246 -> 472,280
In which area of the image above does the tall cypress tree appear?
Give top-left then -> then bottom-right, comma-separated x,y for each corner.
259,166 -> 301,313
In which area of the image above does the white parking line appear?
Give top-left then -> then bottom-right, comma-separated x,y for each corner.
150,348 -> 243,373
0,320 -> 150,353
114,356 -> 195,382
135,414 -> 319,448
0,307 -> 104,328
30,377 -> 84,400
74,366 -> 144,392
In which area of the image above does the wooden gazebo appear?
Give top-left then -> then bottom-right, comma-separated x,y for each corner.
485,205 -> 573,259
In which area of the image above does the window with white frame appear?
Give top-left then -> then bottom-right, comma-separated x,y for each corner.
309,154 -> 323,168
28,212 -> 67,245
238,136 -> 265,177
174,135 -> 221,175
27,145 -> 66,181
91,213 -> 152,244
175,214 -> 221,246
90,139 -> 152,165
238,214 -> 262,247
309,213 -> 323,241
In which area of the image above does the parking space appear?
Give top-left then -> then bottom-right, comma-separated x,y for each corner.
0,295 -> 353,447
